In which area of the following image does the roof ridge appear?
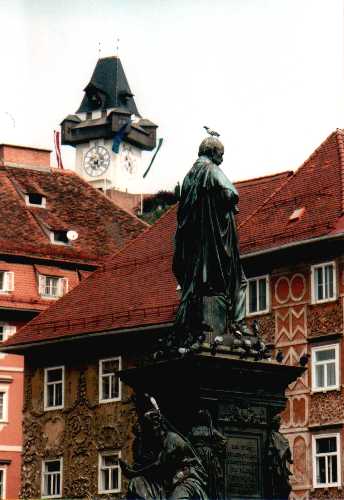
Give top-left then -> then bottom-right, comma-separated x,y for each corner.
238,130 -> 339,230
238,171 -> 295,230
234,170 -> 292,186
335,129 -> 344,213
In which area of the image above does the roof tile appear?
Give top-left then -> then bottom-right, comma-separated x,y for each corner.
0,165 -> 146,263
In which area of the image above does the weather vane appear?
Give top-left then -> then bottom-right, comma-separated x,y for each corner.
98,42 -> 102,57
116,38 -> 120,57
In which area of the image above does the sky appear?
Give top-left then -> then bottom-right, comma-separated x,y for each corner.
0,0 -> 344,193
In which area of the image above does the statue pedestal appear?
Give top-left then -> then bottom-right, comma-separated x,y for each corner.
120,352 -> 304,500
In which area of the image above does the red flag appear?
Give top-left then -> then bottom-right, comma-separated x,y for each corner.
54,130 -> 64,169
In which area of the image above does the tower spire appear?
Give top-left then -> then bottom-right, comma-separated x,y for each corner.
115,38 -> 120,106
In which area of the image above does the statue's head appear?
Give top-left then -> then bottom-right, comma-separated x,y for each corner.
199,136 -> 224,165
143,409 -> 164,437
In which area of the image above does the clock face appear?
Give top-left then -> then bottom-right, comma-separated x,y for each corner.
84,146 -> 110,177
120,143 -> 137,175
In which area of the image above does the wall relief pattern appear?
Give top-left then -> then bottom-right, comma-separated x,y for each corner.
310,488 -> 343,499
309,391 -> 344,426
21,370 -> 135,499
308,302 -> 343,337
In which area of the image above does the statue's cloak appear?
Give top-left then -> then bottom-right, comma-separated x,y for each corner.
173,156 -> 242,332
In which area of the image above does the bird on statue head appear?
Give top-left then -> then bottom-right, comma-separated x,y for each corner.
204,126 -> 220,137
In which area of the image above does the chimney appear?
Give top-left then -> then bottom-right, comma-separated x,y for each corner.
0,144 -> 51,168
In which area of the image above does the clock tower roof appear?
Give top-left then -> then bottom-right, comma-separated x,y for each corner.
77,56 -> 139,115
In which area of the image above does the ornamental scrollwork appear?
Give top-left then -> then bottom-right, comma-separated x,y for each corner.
308,302 -> 343,337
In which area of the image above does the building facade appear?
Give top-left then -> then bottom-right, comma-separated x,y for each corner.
0,143 -> 146,499
4,129 -> 344,499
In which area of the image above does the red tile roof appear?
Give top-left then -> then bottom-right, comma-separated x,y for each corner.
3,169 -> 293,348
8,127 -> 344,350
0,165 -> 146,264
239,129 -> 344,254
234,171 -> 292,225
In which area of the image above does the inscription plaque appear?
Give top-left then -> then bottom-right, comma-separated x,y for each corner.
225,434 -> 261,498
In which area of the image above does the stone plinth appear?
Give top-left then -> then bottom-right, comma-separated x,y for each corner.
120,351 -> 304,500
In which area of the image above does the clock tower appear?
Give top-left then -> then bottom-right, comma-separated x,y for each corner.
61,56 -> 157,193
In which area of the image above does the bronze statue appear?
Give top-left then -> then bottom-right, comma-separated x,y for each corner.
173,136 -> 250,343
120,394 -> 208,500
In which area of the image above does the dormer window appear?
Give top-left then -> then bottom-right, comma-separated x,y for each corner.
25,193 -> 46,208
289,207 -> 305,222
50,231 -> 69,245
38,275 -> 68,299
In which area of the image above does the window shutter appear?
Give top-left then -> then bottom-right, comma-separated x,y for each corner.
38,275 -> 46,295
4,272 -> 14,292
8,325 -> 16,337
58,278 -> 68,297
3,324 -> 16,340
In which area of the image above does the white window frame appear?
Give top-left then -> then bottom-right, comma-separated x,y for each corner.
312,433 -> 341,488
0,272 -> 14,294
41,458 -> 63,498
311,261 -> 337,304
0,386 -> 9,423
246,275 -> 270,316
25,193 -> 46,208
44,366 -> 65,411
311,344 -> 340,392
49,231 -> 69,246
38,275 -> 68,299
99,357 -> 122,404
0,324 -> 16,343
0,467 -> 6,499
98,450 -> 121,494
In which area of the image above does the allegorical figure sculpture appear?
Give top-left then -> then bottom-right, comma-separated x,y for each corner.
189,410 -> 226,500
120,394 -> 208,500
266,415 -> 293,499
172,136 -> 250,342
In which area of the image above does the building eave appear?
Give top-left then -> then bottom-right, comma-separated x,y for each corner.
0,322 -> 172,354
241,231 -> 344,260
